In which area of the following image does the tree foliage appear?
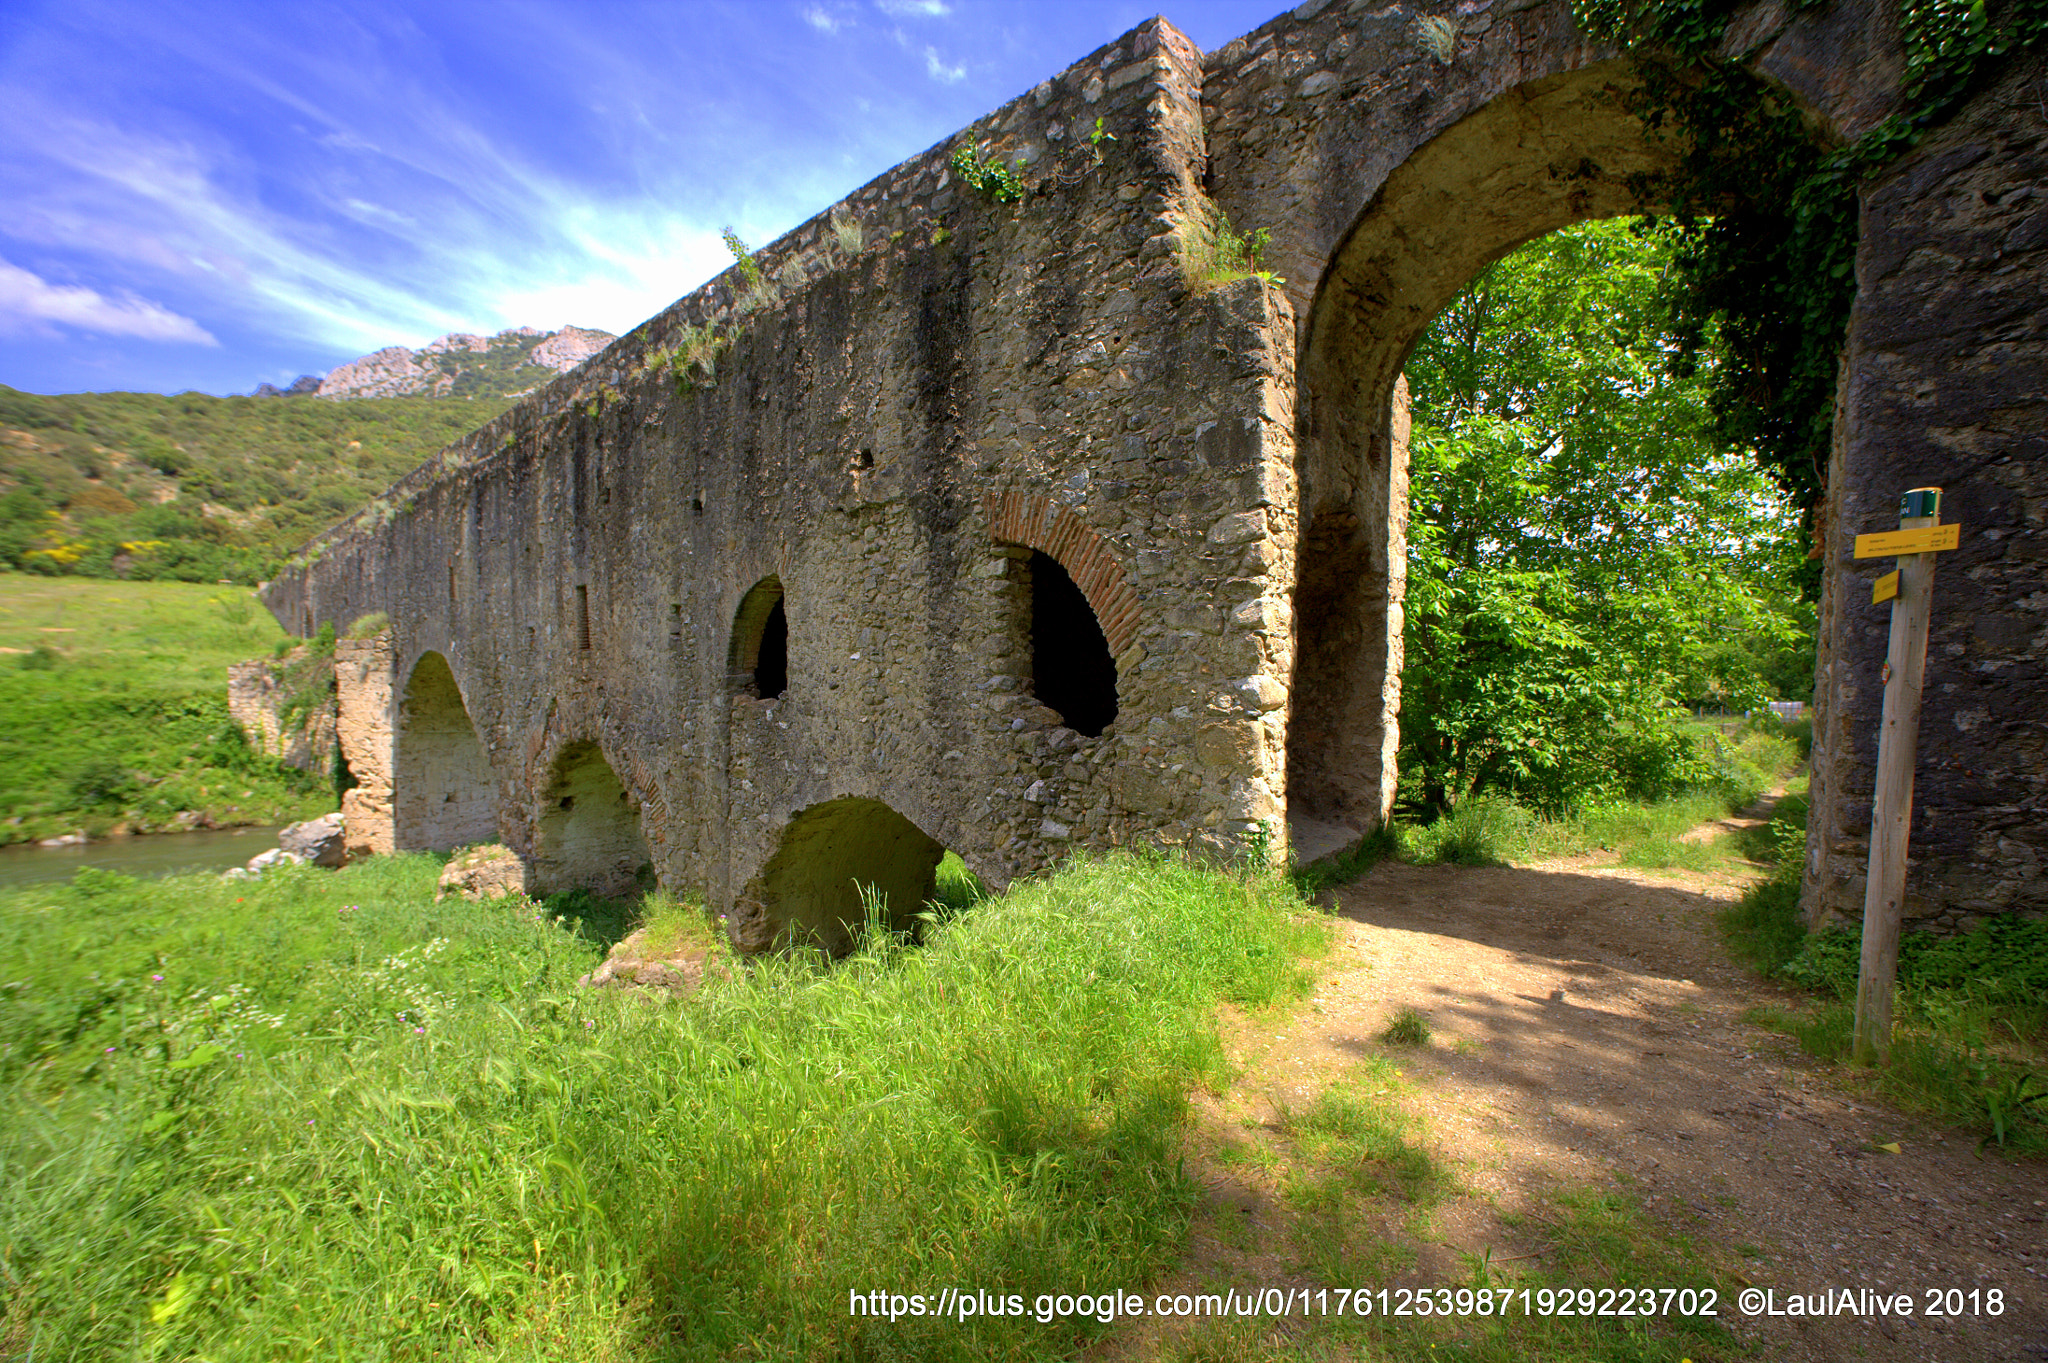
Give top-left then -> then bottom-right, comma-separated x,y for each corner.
1573,0 -> 2048,547
1400,220 -> 1810,815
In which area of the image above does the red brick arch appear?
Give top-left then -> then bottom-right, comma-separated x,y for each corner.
983,490 -> 1142,656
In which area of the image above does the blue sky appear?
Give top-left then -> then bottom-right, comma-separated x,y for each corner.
0,0 -> 1286,397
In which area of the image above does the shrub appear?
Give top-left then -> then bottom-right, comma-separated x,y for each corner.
1404,798 -> 1533,866
949,143 -> 1024,204
344,611 -> 389,638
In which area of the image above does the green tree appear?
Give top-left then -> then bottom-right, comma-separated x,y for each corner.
1400,219 -> 1807,815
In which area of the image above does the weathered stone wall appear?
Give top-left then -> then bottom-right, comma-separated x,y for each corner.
261,0 -> 2044,943
266,18 -> 1301,944
226,653 -> 336,774
1806,53 -> 2048,930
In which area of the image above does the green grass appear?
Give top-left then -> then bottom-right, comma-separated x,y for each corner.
0,850 -> 1330,1360
1718,790 -> 2048,1156
1397,723 -> 1804,872
0,574 -> 332,844
1380,1006 -> 1431,1047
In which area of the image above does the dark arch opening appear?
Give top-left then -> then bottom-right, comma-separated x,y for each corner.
728,576 -> 787,700
533,741 -> 651,899
393,651 -> 498,852
737,797 -> 945,956
1028,551 -> 1117,737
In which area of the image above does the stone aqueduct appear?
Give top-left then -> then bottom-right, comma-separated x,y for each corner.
265,0 -> 2046,951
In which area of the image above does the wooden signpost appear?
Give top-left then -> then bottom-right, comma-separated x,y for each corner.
1849,486 -> 1961,1066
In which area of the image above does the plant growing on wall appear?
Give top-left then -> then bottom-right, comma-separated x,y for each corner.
949,143 -> 1024,204
1180,201 -> 1283,289
829,208 -> 864,256
654,321 -> 729,389
722,229 -> 778,313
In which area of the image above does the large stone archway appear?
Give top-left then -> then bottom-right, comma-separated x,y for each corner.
1286,60 -> 1683,836
393,650 -> 499,852
532,741 -> 652,899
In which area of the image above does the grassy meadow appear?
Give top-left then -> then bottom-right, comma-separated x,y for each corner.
0,852 -> 1329,1361
0,573 -> 334,845
1,385 -> 516,584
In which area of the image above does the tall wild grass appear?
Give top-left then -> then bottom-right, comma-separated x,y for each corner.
0,850 -> 1327,1360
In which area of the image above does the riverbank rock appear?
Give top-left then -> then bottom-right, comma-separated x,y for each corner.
435,844 -> 530,901
278,813 -> 347,867
37,832 -> 86,848
233,847 -> 304,877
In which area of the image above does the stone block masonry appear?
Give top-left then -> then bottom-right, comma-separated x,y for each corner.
262,0 -> 2046,948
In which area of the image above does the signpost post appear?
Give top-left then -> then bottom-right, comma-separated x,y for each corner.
1849,487 -> 1959,1066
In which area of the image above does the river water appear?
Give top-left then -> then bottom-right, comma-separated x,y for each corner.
0,826 -> 282,893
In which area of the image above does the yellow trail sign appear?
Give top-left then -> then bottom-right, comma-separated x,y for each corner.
1872,569 -> 1900,604
1854,522 -> 1960,558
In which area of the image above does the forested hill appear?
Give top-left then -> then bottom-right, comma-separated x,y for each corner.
0,325 -> 614,586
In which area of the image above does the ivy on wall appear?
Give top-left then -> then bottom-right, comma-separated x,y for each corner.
1573,0 -> 2048,553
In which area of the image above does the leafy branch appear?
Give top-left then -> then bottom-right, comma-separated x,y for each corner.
949,144 -> 1024,204
1572,0 -> 2048,564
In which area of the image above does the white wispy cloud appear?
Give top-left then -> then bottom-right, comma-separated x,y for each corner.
923,46 -> 966,82
0,258 -> 216,343
879,0 -> 951,15
0,84 -> 753,353
802,5 -> 843,32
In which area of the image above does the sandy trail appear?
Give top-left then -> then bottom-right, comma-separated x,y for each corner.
1108,851 -> 2046,1362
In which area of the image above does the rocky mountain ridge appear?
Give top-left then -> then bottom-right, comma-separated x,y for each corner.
254,325 -> 615,402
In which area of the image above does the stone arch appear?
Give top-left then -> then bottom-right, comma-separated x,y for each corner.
731,797 -> 946,956
727,575 -> 788,699
393,650 -> 498,852
984,490 -> 1141,655
1287,60 -> 1688,833
531,739 -> 652,898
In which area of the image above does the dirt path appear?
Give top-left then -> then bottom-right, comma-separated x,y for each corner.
1102,846 -> 2046,1362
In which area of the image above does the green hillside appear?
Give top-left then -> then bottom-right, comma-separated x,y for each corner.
0,387 -> 513,584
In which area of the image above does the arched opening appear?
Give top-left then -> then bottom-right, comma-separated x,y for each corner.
1025,551 -> 1117,737
1288,61 -> 1683,843
736,798 -> 946,956
728,576 -> 787,700
1288,60 -> 1812,849
392,651 -> 497,852
532,741 -> 651,898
